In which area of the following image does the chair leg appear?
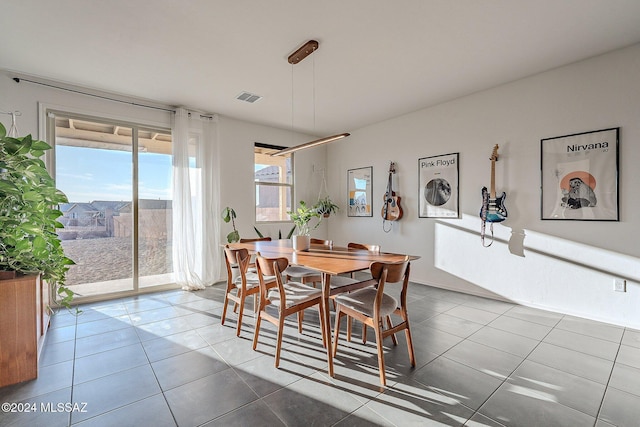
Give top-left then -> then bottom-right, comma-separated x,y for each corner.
362,324 -> 368,344
317,305 -> 327,348
236,295 -> 245,337
374,319 -> 387,386
346,315 -> 352,342
332,309 -> 344,357
405,324 -> 416,367
297,310 -> 304,333
252,313 -> 262,351
275,316 -> 286,368
221,293 -> 230,326
386,315 -> 398,346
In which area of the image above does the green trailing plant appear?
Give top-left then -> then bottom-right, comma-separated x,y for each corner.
254,225 -> 296,240
314,196 -> 340,217
288,200 -> 321,236
0,122 -> 76,310
221,206 -> 240,243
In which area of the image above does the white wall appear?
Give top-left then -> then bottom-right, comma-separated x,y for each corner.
326,43 -> 640,328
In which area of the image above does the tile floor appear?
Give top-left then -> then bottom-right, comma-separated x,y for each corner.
1,282 -> 640,426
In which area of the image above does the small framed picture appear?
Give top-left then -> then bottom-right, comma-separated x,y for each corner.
418,153 -> 459,218
541,127 -> 619,221
347,166 -> 372,217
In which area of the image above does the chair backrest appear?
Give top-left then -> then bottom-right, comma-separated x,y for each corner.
311,238 -> 332,247
369,259 -> 411,307
255,253 -> 289,304
348,242 -> 381,253
240,237 -> 272,243
224,246 -> 251,283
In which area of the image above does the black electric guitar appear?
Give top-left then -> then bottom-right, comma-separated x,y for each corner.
381,161 -> 403,221
480,144 -> 507,223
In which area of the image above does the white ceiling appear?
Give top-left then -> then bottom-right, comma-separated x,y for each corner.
3,1 -> 640,137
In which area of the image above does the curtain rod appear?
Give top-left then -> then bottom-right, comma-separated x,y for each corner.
12,76 -> 177,113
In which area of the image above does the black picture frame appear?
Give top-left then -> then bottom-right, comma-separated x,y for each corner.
541,127 -> 619,221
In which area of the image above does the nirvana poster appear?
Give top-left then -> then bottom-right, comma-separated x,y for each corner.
418,152 -> 459,218
541,127 -> 619,221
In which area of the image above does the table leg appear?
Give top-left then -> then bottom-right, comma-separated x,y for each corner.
322,272 -> 334,377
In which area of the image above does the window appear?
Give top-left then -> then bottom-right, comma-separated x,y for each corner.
254,143 -> 292,222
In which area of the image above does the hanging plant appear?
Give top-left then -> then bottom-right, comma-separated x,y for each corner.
314,196 -> 340,218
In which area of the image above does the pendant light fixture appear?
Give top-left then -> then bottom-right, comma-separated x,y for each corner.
272,40 -> 350,157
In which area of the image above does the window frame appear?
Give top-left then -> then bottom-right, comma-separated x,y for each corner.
254,142 -> 294,224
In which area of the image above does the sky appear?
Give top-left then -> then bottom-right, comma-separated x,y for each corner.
56,145 -> 172,203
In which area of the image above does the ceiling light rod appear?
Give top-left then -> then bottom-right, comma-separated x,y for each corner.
288,40 -> 319,64
272,133 -> 350,156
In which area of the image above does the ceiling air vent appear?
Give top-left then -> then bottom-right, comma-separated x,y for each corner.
236,91 -> 262,103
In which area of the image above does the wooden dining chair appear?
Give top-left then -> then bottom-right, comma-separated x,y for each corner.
332,258 -> 415,386
221,246 -> 276,336
283,238 -> 331,287
253,253 -> 326,367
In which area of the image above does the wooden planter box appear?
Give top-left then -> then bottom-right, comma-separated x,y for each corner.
0,274 -> 49,388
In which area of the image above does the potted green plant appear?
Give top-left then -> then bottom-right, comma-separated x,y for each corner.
314,196 -> 340,218
221,206 -> 240,243
288,200 -> 320,251
0,122 -> 75,309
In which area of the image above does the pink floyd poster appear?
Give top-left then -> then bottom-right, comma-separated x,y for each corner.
541,128 -> 619,221
419,152 -> 459,218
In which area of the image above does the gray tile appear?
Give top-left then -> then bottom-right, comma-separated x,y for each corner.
468,326 -> 539,358
40,339 -> 76,367
507,360 -> 606,417
124,297 -> 171,314
608,363 -> 640,397
488,315 -> 552,341
543,328 -> 619,361
142,329 -> 209,362
76,303 -> 128,324
504,305 -> 563,327
410,323 -> 465,355
599,387 -> 640,427
0,360 -> 73,403
234,354 -> 314,397
333,405 -> 396,427
151,346 -> 229,390
445,305 -> 501,325
555,316 -> 624,343
202,399 -> 285,427
0,387 -> 71,427
443,340 -> 524,380
423,313 -> 484,338
164,369 -> 258,426
49,311 -> 77,328
464,412 -> 506,426
75,315 -> 132,339
128,305 -> 190,326
479,381 -> 595,427
528,342 -> 613,384
616,344 -> 640,369
45,324 -> 77,344
210,335 -> 265,367
365,378 -> 475,425
70,364 -> 161,424
622,328 -> 640,349
73,342 -> 149,385
74,326 -> 140,358
72,393 -> 176,427
134,316 -> 194,341
413,356 -> 504,410
462,297 -> 515,315
263,373 -> 366,426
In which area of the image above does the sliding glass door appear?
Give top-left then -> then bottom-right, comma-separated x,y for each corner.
50,112 -> 173,300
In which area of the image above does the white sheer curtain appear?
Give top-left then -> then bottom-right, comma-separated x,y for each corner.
172,108 -> 221,290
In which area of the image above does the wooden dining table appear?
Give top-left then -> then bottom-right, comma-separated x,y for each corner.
228,239 -> 419,377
